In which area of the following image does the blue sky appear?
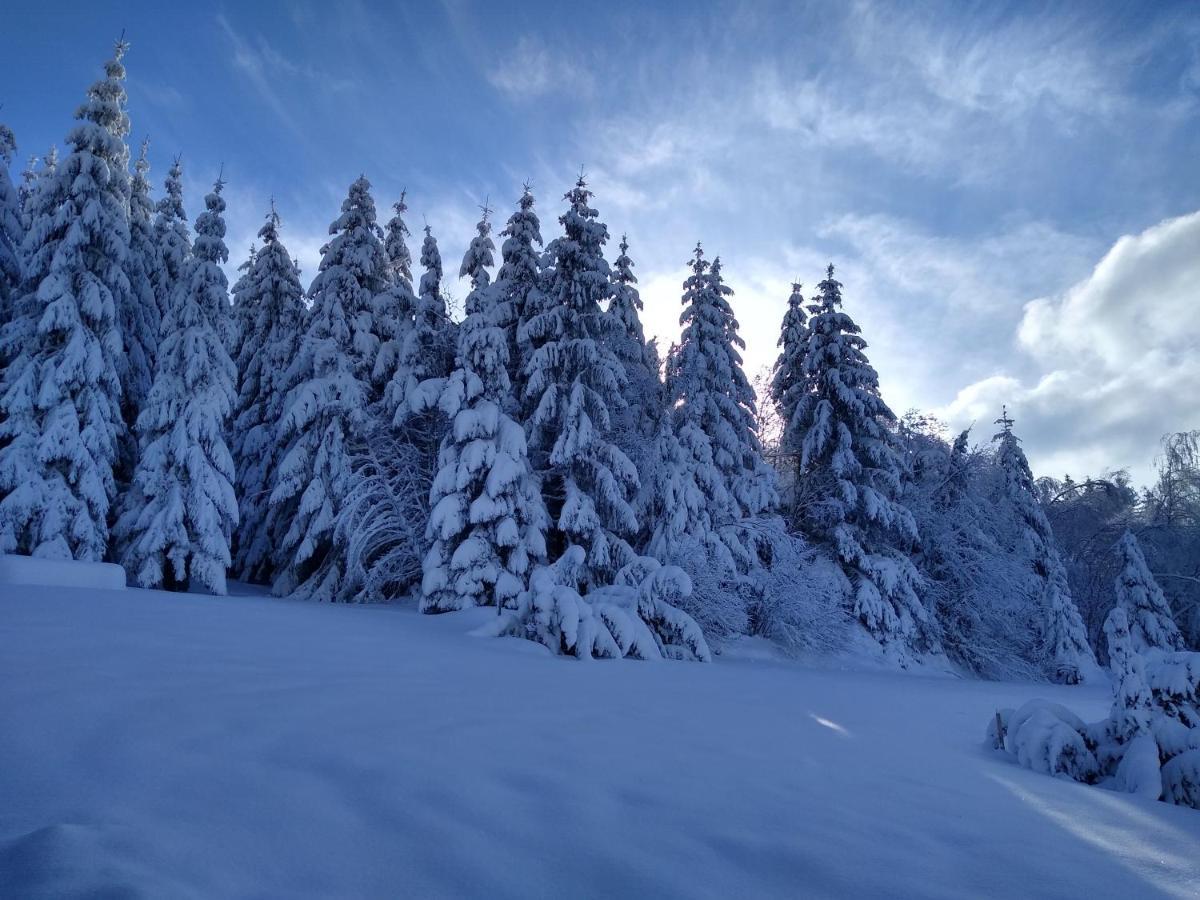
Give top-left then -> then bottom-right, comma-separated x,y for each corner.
3,0 -> 1198,484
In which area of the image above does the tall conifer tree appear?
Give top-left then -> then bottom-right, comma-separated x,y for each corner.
0,121 -> 21,327
993,408 -> 1100,682
792,265 -> 939,663
521,177 -> 637,587
231,206 -> 306,584
152,158 -> 190,331
120,178 -> 238,592
391,224 -> 455,422
0,40 -> 131,560
120,138 -> 163,441
269,179 -> 385,599
374,194 -> 417,410
1114,529 -> 1184,653
770,280 -> 808,509
420,207 -> 546,612
494,186 -> 545,414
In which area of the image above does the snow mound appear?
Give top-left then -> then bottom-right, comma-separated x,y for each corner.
0,554 -> 126,591
0,823 -> 200,900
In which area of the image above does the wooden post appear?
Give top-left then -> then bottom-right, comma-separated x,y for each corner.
994,711 -> 1006,751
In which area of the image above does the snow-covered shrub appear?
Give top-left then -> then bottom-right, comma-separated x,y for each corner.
990,608 -> 1200,810
1161,746 -> 1200,809
488,547 -> 711,662
1003,699 -> 1100,782
1144,649 -> 1200,728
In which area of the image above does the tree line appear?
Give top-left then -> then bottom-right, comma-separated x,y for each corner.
0,41 -> 1194,675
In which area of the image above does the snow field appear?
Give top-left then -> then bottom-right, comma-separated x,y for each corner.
2,583 -> 1199,898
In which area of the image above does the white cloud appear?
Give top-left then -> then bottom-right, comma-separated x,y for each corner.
940,211 -> 1200,483
487,35 -> 594,100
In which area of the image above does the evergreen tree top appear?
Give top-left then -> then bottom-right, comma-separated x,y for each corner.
383,190 -> 413,287
459,203 -> 495,293
993,407 -> 1034,488
613,234 -> 638,288
129,139 -> 154,224
609,233 -> 646,342
156,157 -> 187,223
777,281 -> 807,349
546,176 -> 610,300
502,185 -> 541,238
194,177 -> 229,266
20,154 -> 37,191
951,429 -> 970,457
133,137 -> 149,179
803,264 -> 879,394
259,201 -> 282,245
316,176 -> 387,292
0,123 -> 14,165
69,37 -> 130,165
419,224 -> 443,297
498,185 -> 543,280
994,404 -> 1015,438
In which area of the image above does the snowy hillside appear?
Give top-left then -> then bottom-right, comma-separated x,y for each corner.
2,583 -> 1198,899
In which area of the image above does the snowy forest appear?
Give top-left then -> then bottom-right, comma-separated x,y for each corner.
2,40 -> 1200,817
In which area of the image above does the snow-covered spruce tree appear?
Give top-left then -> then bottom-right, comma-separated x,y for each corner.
666,245 -> 769,571
993,408 -> 1101,683
119,178 -> 238,592
791,265 -> 938,664
373,194 -> 417,409
419,207 -> 547,612
152,157 -> 190,331
711,256 -> 777,518
1115,529 -> 1184,653
269,179 -> 388,600
0,41 -> 131,561
390,224 -> 456,422
16,153 -> 38,232
520,177 -> 638,587
0,121 -> 22,327
321,176 -> 387,396
18,146 -> 58,235
608,234 -> 662,494
640,405 -> 741,577
901,425 -> 1041,679
1104,607 -> 1155,744
494,185 -> 545,411
770,280 -> 808,511
229,242 -> 256,362
120,138 -> 163,443
230,206 -> 305,585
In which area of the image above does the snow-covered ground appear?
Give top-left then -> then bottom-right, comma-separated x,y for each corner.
2,583 -> 1199,899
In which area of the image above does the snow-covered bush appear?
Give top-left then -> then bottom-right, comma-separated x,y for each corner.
487,547 -> 711,662
990,606 -> 1200,810
1002,700 -> 1100,782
